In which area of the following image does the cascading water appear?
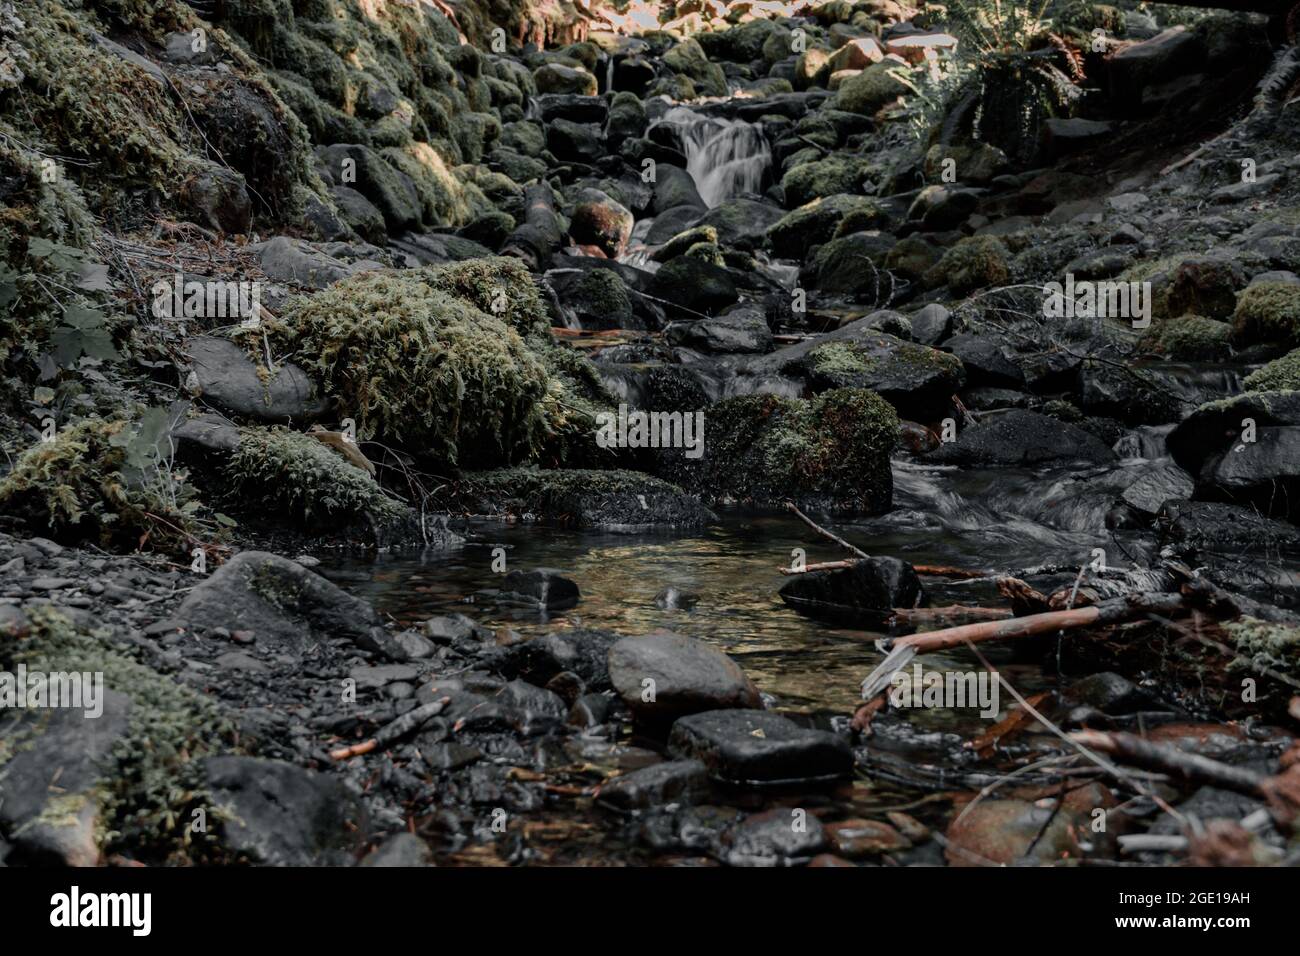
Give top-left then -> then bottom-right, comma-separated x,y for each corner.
656,106 -> 772,207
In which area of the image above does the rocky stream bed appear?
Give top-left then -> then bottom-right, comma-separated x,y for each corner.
3,0 -> 1300,868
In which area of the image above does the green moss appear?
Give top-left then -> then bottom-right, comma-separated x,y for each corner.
8,605 -> 234,863
421,256 -> 550,338
1224,616 -> 1300,679
767,194 -> 887,258
831,61 -> 909,116
781,154 -> 879,208
928,236 -> 1010,296
660,388 -> 899,514
1244,348 -> 1300,392
276,268 -> 550,466
225,427 -> 411,528
380,142 -> 488,228
653,225 -> 719,263
809,338 -> 961,384
1232,282 -> 1300,346
1140,316 -> 1233,360
0,418 -> 206,553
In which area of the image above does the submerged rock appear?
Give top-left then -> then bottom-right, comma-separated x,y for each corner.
500,568 -> 581,610
597,759 -> 712,810
929,410 -> 1117,467
778,557 -> 923,621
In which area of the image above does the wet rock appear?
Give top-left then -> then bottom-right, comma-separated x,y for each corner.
185,336 -> 328,424
204,756 -> 367,866
500,569 -> 581,610
825,818 -> 912,859
697,199 -> 785,251
1119,461 -> 1195,515
0,690 -> 131,866
360,832 -> 433,867
546,118 -> 603,163
1167,391 -> 1300,520
598,759 -> 712,810
422,613 -> 493,645
723,808 -> 828,867
608,630 -> 761,721
651,256 -> 739,316
178,551 -> 398,657
651,165 -> 706,216
533,63 -> 598,96
945,333 -> 1025,388
1156,500 -> 1300,554
778,557 -> 923,622
1064,672 -> 1155,715
570,189 -> 634,258
499,628 -> 621,690
665,305 -> 773,354
668,709 -> 853,786
767,194 -> 887,259
944,798 -> 1083,866
316,144 -> 421,233
811,231 -> 898,293
330,186 -> 387,245
929,410 -> 1117,467
798,334 -> 964,420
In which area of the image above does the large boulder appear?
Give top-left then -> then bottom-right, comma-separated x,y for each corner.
767,194 -> 888,258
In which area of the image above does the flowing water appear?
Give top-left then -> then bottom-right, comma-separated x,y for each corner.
654,106 -> 772,207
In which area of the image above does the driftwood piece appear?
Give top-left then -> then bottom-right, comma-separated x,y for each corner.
330,697 -> 451,760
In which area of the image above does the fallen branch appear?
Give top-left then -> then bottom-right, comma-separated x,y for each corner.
784,501 -> 868,559
1070,730 -> 1267,798
330,697 -> 451,761
886,605 -> 1014,629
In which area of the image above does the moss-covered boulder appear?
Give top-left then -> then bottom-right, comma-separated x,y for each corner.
927,236 -> 1011,296
780,154 -> 877,208
225,427 -> 412,532
767,194 -> 888,259
1232,282 -> 1300,346
830,60 -> 909,115
811,231 -> 898,294
800,336 -> 964,420
1140,316 -> 1234,360
656,389 -> 898,515
446,467 -> 716,531
1244,348 -> 1300,392
274,268 -> 552,466
662,38 -> 728,97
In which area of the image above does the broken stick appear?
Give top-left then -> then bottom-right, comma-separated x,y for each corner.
330,696 -> 451,761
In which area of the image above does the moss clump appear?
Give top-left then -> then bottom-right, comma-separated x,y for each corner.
225,427 -> 411,529
276,268 -> 550,466
380,142 -> 488,228
767,194 -> 887,259
9,606 -> 233,863
1224,616 -> 1300,680
659,388 -> 899,514
780,154 -> 878,208
831,61 -> 909,116
1140,315 -> 1233,360
421,256 -> 550,338
653,225 -> 719,263
928,236 -> 1010,296
1232,282 -> 1300,346
0,418 -> 205,552
1244,348 -> 1300,392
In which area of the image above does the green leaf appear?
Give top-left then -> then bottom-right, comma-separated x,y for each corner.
214,513 -> 238,528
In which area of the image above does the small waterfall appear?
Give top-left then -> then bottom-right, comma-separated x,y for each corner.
657,106 -> 771,208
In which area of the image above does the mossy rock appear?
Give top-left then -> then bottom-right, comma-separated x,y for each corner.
449,466 -> 715,530
0,418 -> 206,553
767,194 -> 887,259
1232,282 -> 1300,346
653,225 -> 719,263
274,269 -> 551,466
830,60 -> 908,116
927,236 -> 1011,296
662,38 -> 728,97
1244,348 -> 1300,392
224,427 -> 412,531
656,388 -> 898,515
801,336 -> 963,419
1140,316 -> 1233,361
780,154 -> 878,208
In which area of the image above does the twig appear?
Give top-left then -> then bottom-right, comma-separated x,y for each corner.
783,501 -> 868,559
329,697 -> 451,760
